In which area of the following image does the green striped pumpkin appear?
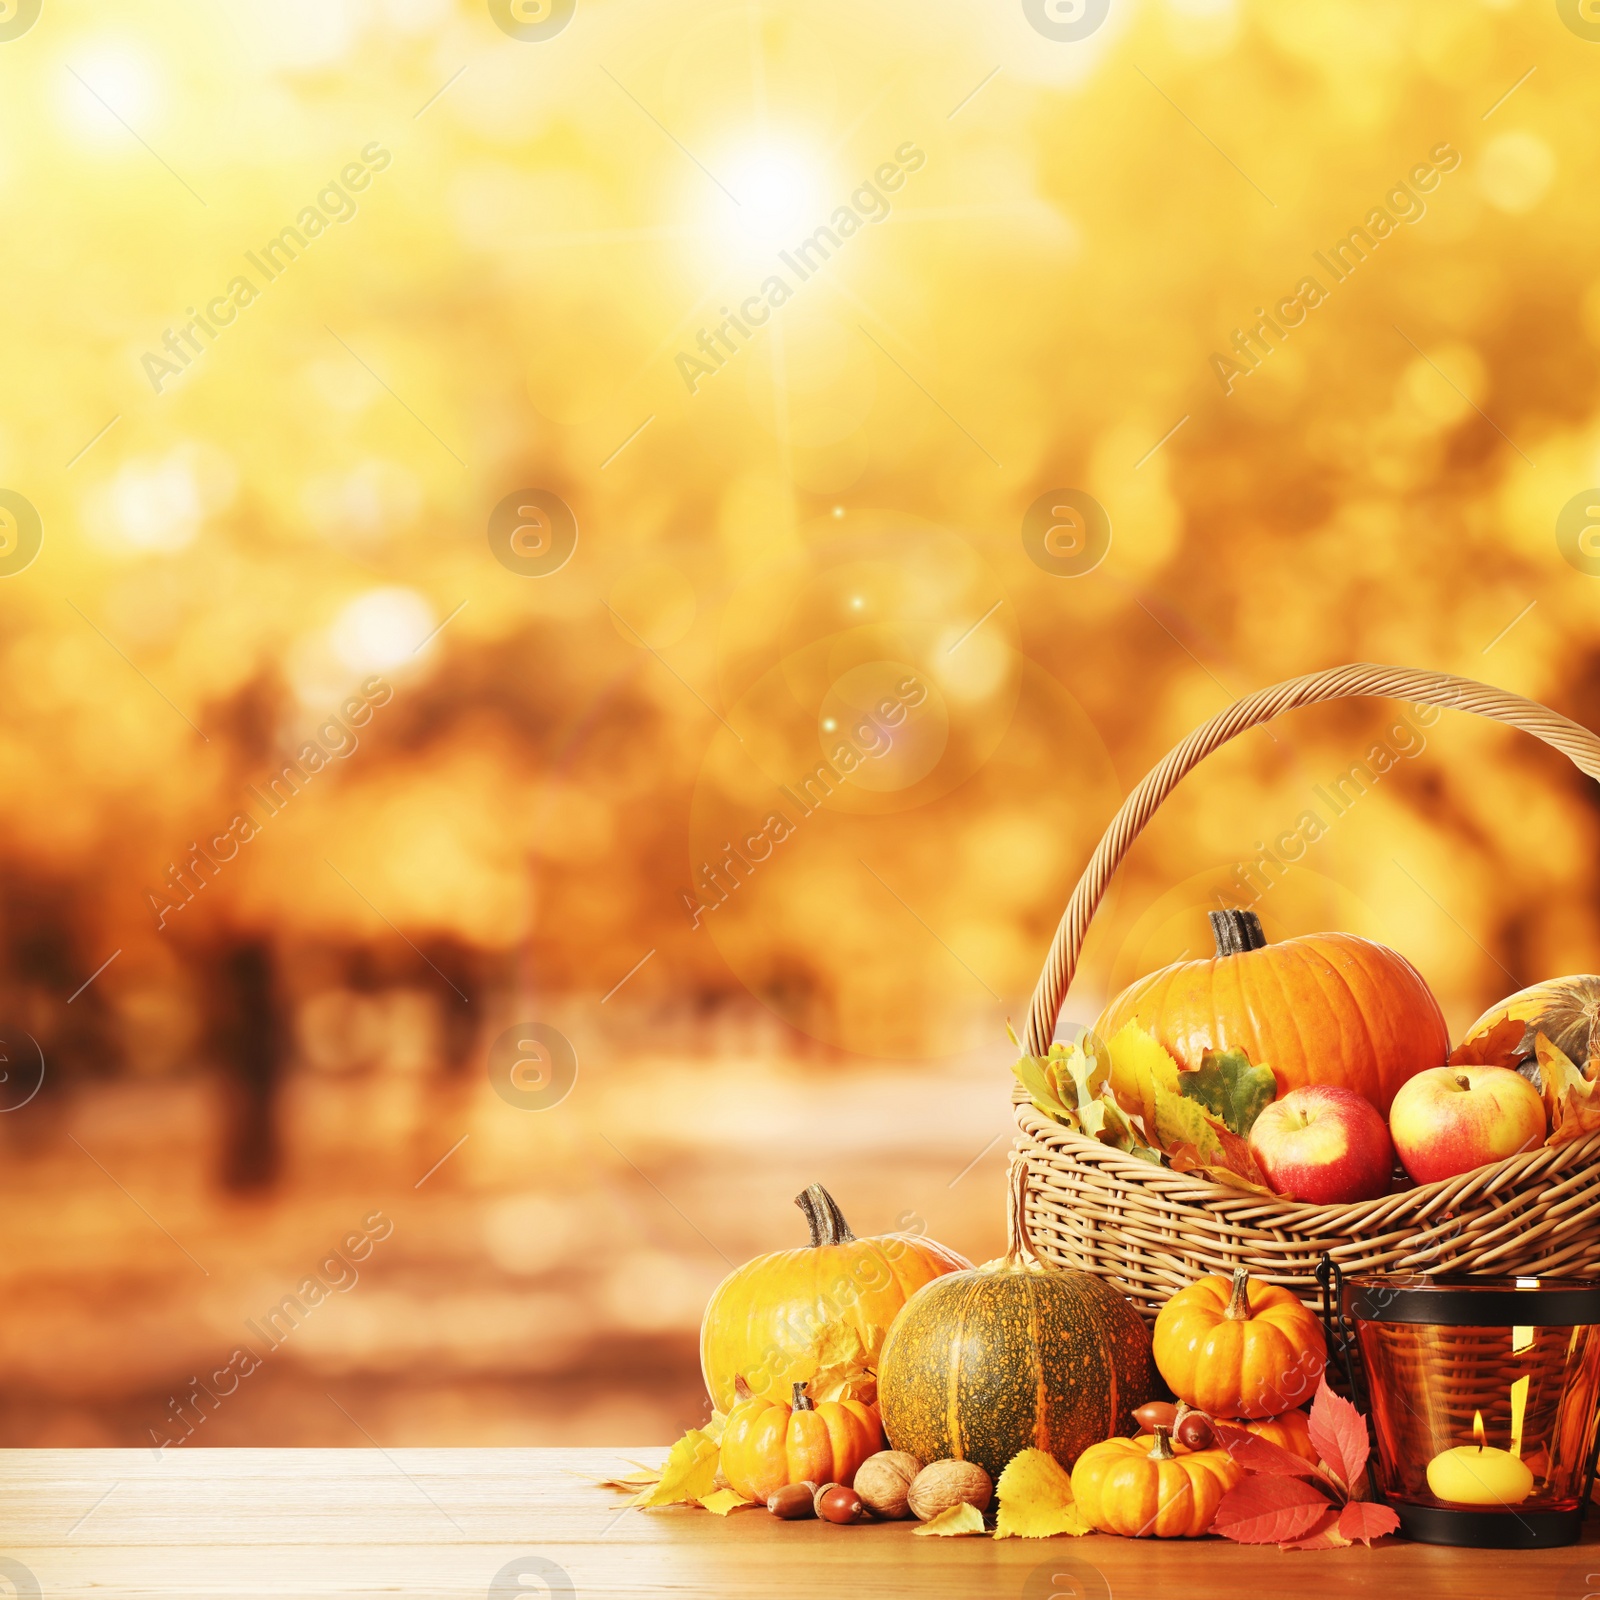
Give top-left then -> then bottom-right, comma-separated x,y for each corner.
878,1165 -> 1156,1477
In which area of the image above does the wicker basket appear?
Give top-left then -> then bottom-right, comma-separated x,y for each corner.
1013,663 -> 1600,1321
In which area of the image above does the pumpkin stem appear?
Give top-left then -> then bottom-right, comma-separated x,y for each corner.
795,1184 -> 856,1246
1005,1156 -> 1044,1270
733,1375 -> 754,1403
791,1382 -> 814,1412
1148,1425 -> 1178,1462
1224,1266 -> 1253,1320
1209,908 -> 1267,957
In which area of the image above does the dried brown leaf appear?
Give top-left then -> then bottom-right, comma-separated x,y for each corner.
1448,1015 -> 1526,1069
1536,1033 -> 1600,1149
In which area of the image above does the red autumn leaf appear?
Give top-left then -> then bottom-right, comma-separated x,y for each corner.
1308,1377 -> 1369,1490
1211,1476 -> 1335,1544
1280,1506 -> 1353,1550
1338,1500 -> 1400,1546
1448,1015 -> 1525,1069
1214,1422 -> 1322,1479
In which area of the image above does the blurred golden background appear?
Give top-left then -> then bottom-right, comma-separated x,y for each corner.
2,0 -> 1600,1448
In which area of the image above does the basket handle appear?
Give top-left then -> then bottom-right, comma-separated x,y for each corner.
1022,662 -> 1600,1055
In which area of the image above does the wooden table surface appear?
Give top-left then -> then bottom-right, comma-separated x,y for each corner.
3,1448 -> 1599,1599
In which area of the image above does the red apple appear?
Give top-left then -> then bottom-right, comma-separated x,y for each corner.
1388,1064 -> 1546,1185
1248,1085 -> 1395,1204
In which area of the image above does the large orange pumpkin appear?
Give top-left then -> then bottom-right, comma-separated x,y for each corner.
1096,908 -> 1448,1113
719,1378 -> 882,1502
700,1183 -> 971,1412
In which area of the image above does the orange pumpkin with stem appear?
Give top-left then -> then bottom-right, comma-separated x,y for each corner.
719,1377 -> 882,1502
1153,1266 -> 1326,1419
1096,908 -> 1448,1114
1071,1425 -> 1242,1538
700,1183 -> 970,1412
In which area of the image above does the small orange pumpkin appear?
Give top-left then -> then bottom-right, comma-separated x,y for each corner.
700,1183 -> 970,1412
1153,1267 -> 1326,1419
719,1378 -> 882,1503
1071,1425 -> 1242,1538
1096,908 -> 1448,1113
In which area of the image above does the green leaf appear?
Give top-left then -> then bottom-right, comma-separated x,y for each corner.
1178,1047 -> 1278,1137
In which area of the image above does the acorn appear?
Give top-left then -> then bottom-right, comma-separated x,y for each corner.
1133,1400 -> 1178,1434
906,1459 -> 992,1522
815,1482 -> 865,1524
853,1450 -> 922,1520
766,1481 -> 818,1519
1174,1403 -> 1217,1452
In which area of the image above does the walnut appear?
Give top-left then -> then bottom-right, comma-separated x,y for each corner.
852,1451 -> 922,1519
906,1458 -> 993,1522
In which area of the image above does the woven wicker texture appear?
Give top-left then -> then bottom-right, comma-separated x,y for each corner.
1013,663 -> 1600,1318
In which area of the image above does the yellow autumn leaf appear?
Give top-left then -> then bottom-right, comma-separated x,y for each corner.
632,1428 -> 721,1508
1062,1033 -> 1112,1106
812,1322 -> 866,1369
591,1462 -> 661,1491
1152,1085 -> 1226,1164
698,1488 -> 757,1515
1106,1021 -> 1181,1129
857,1320 -> 893,1365
913,1502 -> 988,1537
1014,1051 -> 1078,1129
1078,1098 -> 1110,1140
813,1371 -> 877,1405
805,1321 -> 881,1405
994,1448 -> 1093,1539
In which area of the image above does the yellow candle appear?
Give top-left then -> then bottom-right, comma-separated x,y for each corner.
1427,1411 -> 1535,1507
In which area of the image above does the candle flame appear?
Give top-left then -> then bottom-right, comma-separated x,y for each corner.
1472,1410 -> 1486,1449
